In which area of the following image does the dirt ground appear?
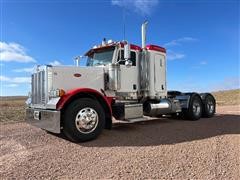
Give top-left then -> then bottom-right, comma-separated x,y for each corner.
0,105 -> 239,179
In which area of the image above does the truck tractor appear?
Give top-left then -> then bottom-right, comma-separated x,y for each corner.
26,22 -> 216,142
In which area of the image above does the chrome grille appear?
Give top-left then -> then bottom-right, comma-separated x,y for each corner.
31,69 -> 47,105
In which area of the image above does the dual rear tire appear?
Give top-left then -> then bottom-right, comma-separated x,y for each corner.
202,94 -> 216,118
183,93 -> 216,120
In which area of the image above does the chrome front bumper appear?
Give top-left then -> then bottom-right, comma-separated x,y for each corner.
26,108 -> 61,133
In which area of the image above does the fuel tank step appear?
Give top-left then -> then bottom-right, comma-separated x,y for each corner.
112,103 -> 143,120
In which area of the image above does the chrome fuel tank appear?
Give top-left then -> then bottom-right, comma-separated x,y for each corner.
144,99 -> 182,116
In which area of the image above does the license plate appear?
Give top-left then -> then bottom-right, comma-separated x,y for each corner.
33,111 -> 41,120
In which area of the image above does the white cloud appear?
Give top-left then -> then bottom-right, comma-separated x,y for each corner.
12,77 -> 31,83
164,37 -> 198,47
111,0 -> 159,16
0,75 -> 10,81
0,75 -> 31,83
49,60 -> 62,66
13,67 -> 34,73
4,84 -> 18,88
200,61 -> 207,65
167,50 -> 185,60
191,61 -> 208,69
0,41 -> 36,63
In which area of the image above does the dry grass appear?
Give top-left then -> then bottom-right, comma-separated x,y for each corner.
0,96 -> 27,123
212,89 -> 240,106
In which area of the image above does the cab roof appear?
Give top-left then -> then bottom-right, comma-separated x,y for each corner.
84,41 -> 166,56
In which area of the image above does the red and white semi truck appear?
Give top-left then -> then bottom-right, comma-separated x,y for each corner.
26,22 -> 216,142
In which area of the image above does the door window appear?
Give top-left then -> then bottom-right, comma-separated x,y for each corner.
118,50 -> 136,66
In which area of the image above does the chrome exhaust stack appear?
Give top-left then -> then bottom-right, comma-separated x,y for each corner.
141,21 -> 148,49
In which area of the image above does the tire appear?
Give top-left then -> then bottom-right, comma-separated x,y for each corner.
183,93 -> 203,121
202,94 -> 216,118
63,98 -> 105,142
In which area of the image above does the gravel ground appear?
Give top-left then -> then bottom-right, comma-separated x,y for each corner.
0,105 -> 239,179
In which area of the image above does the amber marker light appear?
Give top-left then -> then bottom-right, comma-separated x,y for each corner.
59,89 -> 65,97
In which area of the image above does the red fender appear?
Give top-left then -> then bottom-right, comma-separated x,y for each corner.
56,88 -> 114,115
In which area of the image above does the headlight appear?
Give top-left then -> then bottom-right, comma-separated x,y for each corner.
49,89 -> 65,97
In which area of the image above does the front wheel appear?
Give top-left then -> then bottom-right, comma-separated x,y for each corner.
63,98 -> 105,142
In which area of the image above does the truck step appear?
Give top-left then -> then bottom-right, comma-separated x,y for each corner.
116,116 -> 158,123
112,103 -> 143,120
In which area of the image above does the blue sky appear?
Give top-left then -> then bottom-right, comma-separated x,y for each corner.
0,0 -> 239,96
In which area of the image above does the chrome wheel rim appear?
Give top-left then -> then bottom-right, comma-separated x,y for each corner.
207,99 -> 214,114
193,101 -> 201,116
75,107 -> 99,134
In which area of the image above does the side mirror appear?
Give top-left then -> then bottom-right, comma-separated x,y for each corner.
124,43 -> 132,67
124,43 -> 130,60
74,56 -> 81,67
125,60 -> 132,67
74,55 -> 84,67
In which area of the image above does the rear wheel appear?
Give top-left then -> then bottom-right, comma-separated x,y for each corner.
202,94 -> 216,118
183,94 -> 203,120
63,98 -> 105,142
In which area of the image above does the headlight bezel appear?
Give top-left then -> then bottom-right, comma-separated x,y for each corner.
49,89 -> 65,98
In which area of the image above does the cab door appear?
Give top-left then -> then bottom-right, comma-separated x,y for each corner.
117,49 -> 139,93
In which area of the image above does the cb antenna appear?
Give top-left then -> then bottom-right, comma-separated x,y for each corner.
123,8 -> 126,40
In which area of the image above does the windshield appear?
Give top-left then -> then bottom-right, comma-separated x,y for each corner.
86,47 -> 115,66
